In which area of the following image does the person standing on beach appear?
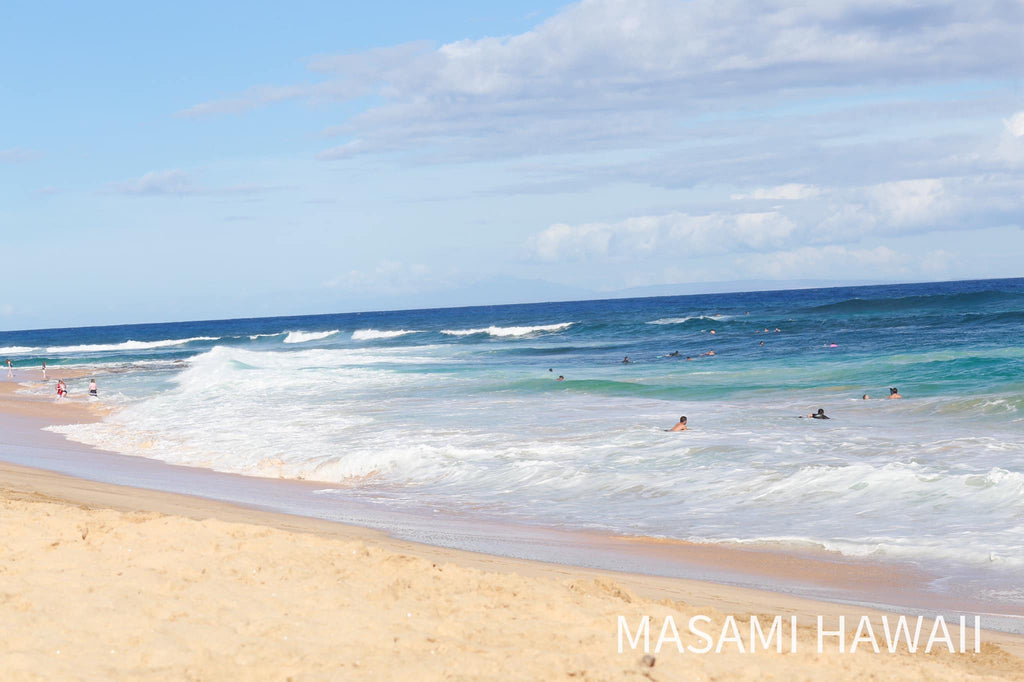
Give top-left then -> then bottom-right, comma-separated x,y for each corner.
89,379 -> 98,396
41,361 -> 46,380
5,358 -> 11,378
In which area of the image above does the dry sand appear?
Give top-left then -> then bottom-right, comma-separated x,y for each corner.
2,378 -> 1023,680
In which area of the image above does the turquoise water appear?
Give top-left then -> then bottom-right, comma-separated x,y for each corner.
3,278 -> 1023,603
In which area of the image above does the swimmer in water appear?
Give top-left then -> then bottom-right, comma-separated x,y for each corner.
667,351 -> 681,357
806,408 -> 830,419
862,394 -> 870,400
668,416 -> 688,431
556,375 -> 564,382
622,356 -> 632,364
889,387 -> 902,399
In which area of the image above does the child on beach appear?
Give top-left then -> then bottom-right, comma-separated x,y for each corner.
89,379 -> 98,396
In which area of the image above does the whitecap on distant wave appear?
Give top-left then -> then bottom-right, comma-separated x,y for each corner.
352,329 -> 420,341
283,330 -> 339,344
46,337 -> 221,354
440,322 -> 574,337
0,346 -> 37,355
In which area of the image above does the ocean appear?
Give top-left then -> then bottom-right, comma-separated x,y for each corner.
3,278 -> 1023,607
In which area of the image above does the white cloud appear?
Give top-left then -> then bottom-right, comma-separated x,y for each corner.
1004,111 -> 1024,138
113,170 -> 196,196
110,170 -> 277,197
736,245 -> 902,279
533,171 -> 1024,265
866,178 -> 951,226
177,82 -> 360,117
533,210 -> 796,261
182,0 -> 1021,165
731,184 -> 822,200
324,260 -> 440,295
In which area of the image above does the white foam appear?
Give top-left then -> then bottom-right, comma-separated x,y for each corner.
352,329 -> 421,341
46,337 -> 221,354
647,315 -> 731,325
0,346 -> 37,354
283,330 -> 339,344
43,343 -> 1024,578
440,322 -> 573,337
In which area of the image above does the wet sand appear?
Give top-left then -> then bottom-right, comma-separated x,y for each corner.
2,378 -> 1023,679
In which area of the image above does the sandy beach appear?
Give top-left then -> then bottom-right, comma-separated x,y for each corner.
2,378 -> 1024,680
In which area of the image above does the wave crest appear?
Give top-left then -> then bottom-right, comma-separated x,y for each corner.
352,329 -> 420,341
283,330 -> 339,344
440,322 -> 574,337
646,315 -> 731,325
0,346 -> 37,355
46,337 -> 220,354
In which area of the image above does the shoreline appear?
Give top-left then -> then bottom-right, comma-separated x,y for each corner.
2,378 -> 1023,625
3,378 -> 1024,677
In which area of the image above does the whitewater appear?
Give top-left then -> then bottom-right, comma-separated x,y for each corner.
3,277 -> 1023,606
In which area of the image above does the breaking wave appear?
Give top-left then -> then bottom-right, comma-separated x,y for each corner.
283,330 -> 339,344
440,322 -> 574,337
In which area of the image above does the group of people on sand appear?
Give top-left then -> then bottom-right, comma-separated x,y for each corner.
5,359 -> 52,380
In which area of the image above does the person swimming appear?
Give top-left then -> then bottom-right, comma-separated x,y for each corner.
667,351 -> 680,357
622,356 -> 632,364
556,375 -> 564,382
862,394 -> 870,400
889,387 -> 902,399
668,416 -> 688,431
805,408 -> 830,419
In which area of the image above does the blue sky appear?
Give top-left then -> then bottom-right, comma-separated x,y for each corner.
2,0 -> 1022,329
